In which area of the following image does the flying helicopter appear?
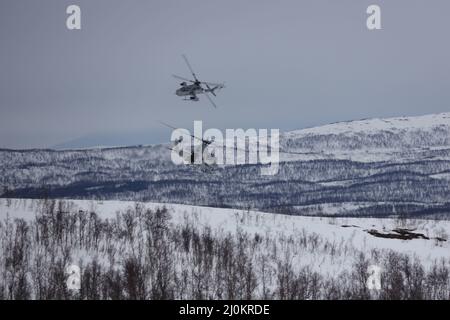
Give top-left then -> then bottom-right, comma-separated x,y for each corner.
160,121 -> 218,171
173,55 -> 225,108
159,121 -> 313,173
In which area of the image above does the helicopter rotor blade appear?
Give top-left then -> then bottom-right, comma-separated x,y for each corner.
204,92 -> 217,108
182,54 -> 199,82
158,121 -> 208,144
172,74 -> 195,83
204,83 -> 216,97
158,120 -> 180,132
201,81 -> 224,87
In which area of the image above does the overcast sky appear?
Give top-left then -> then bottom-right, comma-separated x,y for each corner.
1,0 -> 449,148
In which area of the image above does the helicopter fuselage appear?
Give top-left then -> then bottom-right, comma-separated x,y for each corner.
175,83 -> 204,98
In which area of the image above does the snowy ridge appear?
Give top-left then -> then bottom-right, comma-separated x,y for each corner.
1,113 -> 450,216
285,112 -> 450,137
280,112 -> 450,163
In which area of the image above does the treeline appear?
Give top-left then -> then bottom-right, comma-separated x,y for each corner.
0,200 -> 449,300
5,172 -> 450,218
3,155 -> 450,217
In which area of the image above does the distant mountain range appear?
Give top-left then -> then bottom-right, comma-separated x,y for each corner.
2,112 -> 450,217
51,130 -> 167,150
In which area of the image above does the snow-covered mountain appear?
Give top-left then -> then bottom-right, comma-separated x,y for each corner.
289,112 -> 450,136
281,112 -> 450,162
1,112 -> 450,217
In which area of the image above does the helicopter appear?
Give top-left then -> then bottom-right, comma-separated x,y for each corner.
160,121 -> 218,170
173,55 -> 225,108
159,121 -> 312,175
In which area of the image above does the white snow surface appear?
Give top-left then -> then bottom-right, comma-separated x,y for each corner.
285,112 -> 450,137
1,199 -> 449,276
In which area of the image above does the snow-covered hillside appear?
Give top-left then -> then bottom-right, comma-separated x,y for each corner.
288,113 -> 450,136
282,112 -> 450,162
1,198 -> 449,299
1,113 -> 450,217
3,198 -> 449,266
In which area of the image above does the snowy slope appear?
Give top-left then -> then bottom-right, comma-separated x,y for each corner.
1,198 -> 449,273
1,113 -> 450,216
281,112 -> 450,162
287,112 -> 450,136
